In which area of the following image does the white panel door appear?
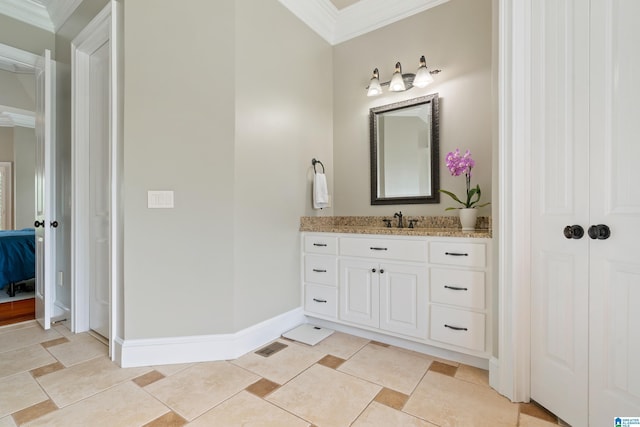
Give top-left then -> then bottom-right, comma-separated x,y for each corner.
34,49 -> 56,330
379,263 -> 427,339
531,1 -> 640,424
339,259 -> 379,328
588,0 -> 640,424
88,40 -> 111,339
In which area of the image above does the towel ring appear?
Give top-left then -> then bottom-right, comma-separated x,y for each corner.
312,158 -> 325,173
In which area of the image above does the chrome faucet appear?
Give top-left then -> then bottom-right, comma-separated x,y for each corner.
393,211 -> 403,228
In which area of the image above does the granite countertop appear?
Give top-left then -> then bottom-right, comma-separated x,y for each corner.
300,216 -> 492,238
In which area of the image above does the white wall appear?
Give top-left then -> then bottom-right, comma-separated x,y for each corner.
332,0 -> 493,217
13,126 -> 36,229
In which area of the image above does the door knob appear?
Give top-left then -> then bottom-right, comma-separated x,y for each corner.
34,220 -> 45,228
50,221 -> 58,228
563,225 -> 584,239
588,224 -> 610,240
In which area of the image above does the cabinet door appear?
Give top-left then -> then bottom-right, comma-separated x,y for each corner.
379,263 -> 427,339
339,259 -> 379,328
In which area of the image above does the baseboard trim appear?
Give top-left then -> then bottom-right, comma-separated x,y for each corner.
114,307 -> 305,367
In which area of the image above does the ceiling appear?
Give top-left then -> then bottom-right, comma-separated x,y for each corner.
0,0 -> 448,45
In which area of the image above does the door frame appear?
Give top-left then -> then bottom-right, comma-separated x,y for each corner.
493,0 -> 532,402
71,1 -> 122,359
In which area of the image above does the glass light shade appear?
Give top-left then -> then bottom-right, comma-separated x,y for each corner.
389,62 -> 406,92
413,65 -> 434,88
367,68 -> 382,96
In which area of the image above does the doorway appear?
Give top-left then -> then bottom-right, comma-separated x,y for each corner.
71,3 -> 121,354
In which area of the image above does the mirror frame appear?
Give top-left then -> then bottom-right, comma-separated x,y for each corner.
370,93 -> 440,205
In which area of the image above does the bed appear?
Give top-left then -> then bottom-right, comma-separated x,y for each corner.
0,229 -> 36,298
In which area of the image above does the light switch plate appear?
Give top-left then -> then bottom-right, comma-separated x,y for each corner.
148,190 -> 174,208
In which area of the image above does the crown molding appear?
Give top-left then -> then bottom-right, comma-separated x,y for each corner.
0,107 -> 36,128
48,0 -> 83,31
279,0 -> 450,45
0,0 -> 53,32
278,0 -> 338,44
334,0 -> 450,44
0,0 -> 83,33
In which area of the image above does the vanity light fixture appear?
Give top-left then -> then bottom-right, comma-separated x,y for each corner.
366,55 -> 440,96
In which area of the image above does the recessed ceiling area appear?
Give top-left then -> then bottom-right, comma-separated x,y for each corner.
0,0 -> 449,45
329,0 -> 361,10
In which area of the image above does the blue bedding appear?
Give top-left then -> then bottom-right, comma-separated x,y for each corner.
0,229 -> 36,290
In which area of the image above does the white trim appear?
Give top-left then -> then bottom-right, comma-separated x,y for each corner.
48,0 -> 84,31
70,2 -> 113,344
496,0 -> 532,402
278,0 -> 450,45
278,0 -> 338,45
334,0 -> 450,45
0,108 -> 36,128
116,308 -> 306,368
0,162 -> 12,230
0,0 -> 53,32
0,43 -> 39,71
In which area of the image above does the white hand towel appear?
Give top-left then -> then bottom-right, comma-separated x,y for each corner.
313,172 -> 329,209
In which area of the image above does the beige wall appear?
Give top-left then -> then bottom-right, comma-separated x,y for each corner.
332,0 -> 493,217
123,0 -> 333,339
13,126 -> 36,230
0,127 -> 13,162
0,14 -> 54,55
0,70 -> 35,111
233,0 -> 333,330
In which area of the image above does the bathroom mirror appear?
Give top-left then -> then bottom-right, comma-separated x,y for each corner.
370,94 -> 439,205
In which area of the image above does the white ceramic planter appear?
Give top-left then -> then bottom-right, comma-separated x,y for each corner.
459,208 -> 478,231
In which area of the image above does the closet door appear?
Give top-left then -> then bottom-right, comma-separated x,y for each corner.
530,2 -> 590,425
588,0 -> 640,424
531,1 -> 640,425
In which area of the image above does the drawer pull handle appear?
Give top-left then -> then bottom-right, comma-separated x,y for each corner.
313,298 -> 327,303
445,252 -> 468,257
312,269 -> 327,273
444,324 -> 468,331
444,285 -> 468,291
370,247 -> 388,251
313,243 -> 328,247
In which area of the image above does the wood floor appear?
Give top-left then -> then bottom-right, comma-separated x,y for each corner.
0,298 -> 35,326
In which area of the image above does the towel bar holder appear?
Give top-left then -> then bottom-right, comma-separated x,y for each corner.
312,158 -> 325,173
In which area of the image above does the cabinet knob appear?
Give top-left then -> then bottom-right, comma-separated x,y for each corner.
588,224 -> 610,240
371,268 -> 376,273
34,220 -> 45,228
563,225 -> 584,239
379,269 -> 384,274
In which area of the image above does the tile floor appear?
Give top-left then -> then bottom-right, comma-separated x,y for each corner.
0,321 -> 562,426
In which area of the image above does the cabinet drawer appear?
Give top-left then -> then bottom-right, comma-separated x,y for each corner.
340,237 -> 427,262
430,305 -> 485,352
430,268 -> 485,310
304,284 -> 338,318
429,242 -> 486,268
304,235 -> 338,255
304,255 -> 337,286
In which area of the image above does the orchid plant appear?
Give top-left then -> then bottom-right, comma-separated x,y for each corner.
440,149 -> 490,210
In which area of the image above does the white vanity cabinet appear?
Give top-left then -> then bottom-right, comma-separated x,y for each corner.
302,235 -> 338,319
339,236 -> 428,339
301,232 -> 492,360
427,241 -> 490,353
